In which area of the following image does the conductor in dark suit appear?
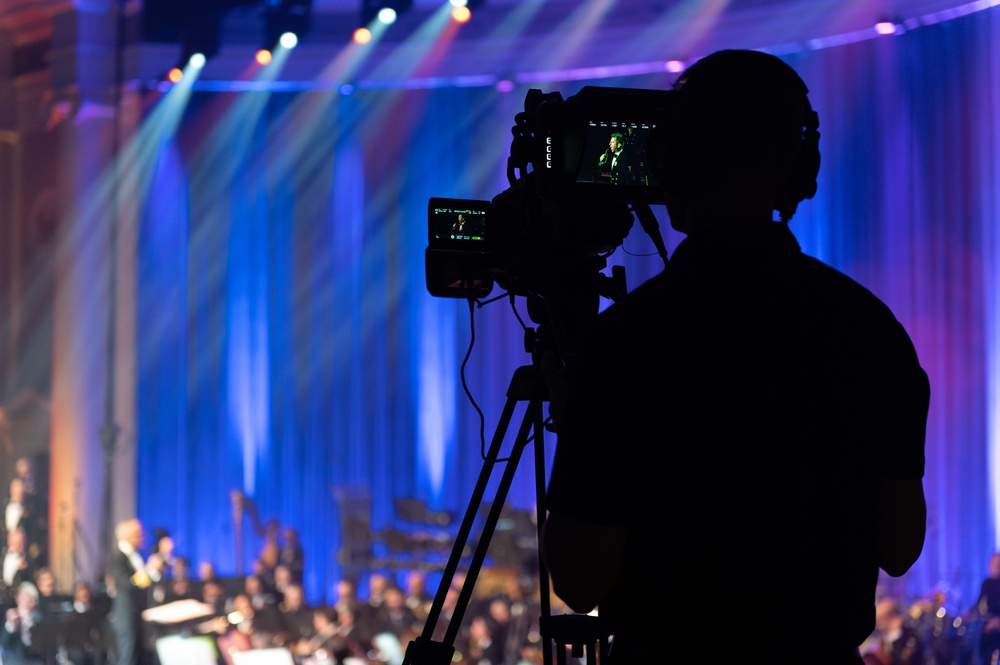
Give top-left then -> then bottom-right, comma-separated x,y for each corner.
106,518 -> 161,665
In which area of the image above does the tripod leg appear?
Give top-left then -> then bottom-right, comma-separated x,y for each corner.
443,394 -> 542,648
403,365 -> 543,665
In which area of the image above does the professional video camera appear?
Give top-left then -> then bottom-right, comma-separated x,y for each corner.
408,86 -> 674,665
425,85 -> 669,303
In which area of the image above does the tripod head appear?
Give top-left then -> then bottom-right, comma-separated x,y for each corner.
515,254 -> 628,372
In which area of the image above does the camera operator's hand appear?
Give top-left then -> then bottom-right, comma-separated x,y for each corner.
541,350 -> 568,431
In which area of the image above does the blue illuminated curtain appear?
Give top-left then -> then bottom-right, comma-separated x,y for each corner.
137,8 -> 1000,609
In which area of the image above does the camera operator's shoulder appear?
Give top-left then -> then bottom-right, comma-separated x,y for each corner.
799,254 -> 903,320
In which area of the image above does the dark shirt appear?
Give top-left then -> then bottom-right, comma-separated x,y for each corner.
279,544 -> 305,585
979,577 -> 1000,616
546,221 -> 928,662
276,606 -> 315,646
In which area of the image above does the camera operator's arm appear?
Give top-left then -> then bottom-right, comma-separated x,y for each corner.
539,338 -> 630,614
540,513 -> 625,613
871,343 -> 929,577
876,478 -> 925,576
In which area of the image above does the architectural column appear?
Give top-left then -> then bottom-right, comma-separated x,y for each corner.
0,0 -> 140,592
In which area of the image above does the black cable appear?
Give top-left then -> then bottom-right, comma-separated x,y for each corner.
458,291 -> 490,462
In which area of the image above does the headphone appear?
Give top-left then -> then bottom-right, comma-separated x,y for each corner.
648,50 -> 821,223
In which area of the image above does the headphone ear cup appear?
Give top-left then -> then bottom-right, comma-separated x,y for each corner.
647,123 -> 667,187
648,92 -> 691,194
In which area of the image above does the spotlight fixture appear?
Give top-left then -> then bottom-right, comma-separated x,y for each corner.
163,48 -> 207,85
450,0 -> 483,22
255,48 -> 273,65
143,0 -> 260,69
874,17 -> 901,35
361,0 -> 413,26
263,0 -> 313,51
665,59 -> 685,74
177,14 -> 222,69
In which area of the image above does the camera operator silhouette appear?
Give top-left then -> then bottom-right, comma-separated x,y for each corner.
540,49 -> 928,664
597,131 -> 636,184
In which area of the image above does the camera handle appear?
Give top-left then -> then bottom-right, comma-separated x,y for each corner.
401,363 -> 609,665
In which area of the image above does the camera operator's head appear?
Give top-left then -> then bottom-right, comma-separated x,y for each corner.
651,49 -> 820,234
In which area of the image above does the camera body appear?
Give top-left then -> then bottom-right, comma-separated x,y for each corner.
426,85 -> 668,299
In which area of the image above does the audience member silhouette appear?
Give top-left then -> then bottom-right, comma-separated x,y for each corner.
1,528 -> 38,609
403,570 -> 432,622
272,582 -> 314,648
7,457 -> 46,568
371,584 -> 421,642
63,581 -> 113,665
32,567 -> 70,619
1,581 -> 44,665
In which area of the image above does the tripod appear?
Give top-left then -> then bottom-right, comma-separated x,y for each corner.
401,361 -> 610,665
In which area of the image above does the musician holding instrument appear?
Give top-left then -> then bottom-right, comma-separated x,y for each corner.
968,553 -> 1000,665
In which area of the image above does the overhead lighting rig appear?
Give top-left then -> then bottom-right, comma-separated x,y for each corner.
361,0 -> 414,26
262,0 -> 313,52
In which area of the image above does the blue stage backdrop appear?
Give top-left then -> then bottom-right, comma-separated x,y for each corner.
136,8 -> 1000,610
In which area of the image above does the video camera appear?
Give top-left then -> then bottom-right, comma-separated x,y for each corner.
425,85 -> 668,300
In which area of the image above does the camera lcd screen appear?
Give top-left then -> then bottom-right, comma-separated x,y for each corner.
576,120 -> 660,191
428,198 -> 490,249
